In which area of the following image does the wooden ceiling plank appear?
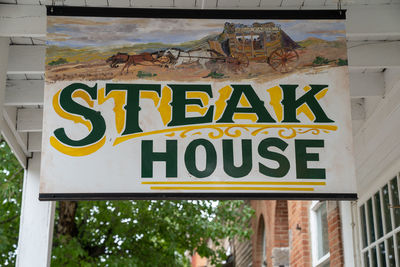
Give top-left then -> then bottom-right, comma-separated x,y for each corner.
86,0 -> 108,6
108,0 -> 130,7
348,41 -> 400,68
5,80 -> 44,106
63,0 -> 86,6
0,4 -> 46,37
7,45 -> 45,74
174,0 -> 196,7
28,132 -> 42,153
350,72 -> 385,97
237,0 -> 261,7
346,5 -> 400,41
16,108 -> 43,132
132,0 -> 173,7
216,0 -> 240,7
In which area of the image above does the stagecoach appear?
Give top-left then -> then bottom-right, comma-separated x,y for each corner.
107,22 -> 301,74
209,22 -> 301,73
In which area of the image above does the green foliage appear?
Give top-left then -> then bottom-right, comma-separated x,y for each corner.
136,71 -> 157,78
52,200 -> 254,267
337,58 -> 348,66
312,56 -> 330,66
48,57 -> 68,66
0,139 -> 24,266
203,71 -> 225,79
0,138 -> 254,267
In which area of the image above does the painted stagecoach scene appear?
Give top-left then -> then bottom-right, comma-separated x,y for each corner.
46,17 -> 347,82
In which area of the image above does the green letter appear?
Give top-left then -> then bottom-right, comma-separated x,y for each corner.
217,84 -> 275,123
281,84 -> 334,123
141,140 -> 177,178
223,139 -> 252,178
168,84 -> 214,126
295,139 -> 325,179
258,138 -> 290,178
184,139 -> 217,178
54,83 -> 106,147
106,83 -> 161,135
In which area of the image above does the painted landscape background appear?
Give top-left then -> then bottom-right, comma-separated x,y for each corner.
46,17 -> 348,82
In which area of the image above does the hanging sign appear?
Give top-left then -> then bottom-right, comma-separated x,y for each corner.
40,9 -> 356,200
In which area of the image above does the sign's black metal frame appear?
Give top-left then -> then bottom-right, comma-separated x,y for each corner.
39,193 -> 357,201
41,6 -> 354,201
47,6 -> 346,20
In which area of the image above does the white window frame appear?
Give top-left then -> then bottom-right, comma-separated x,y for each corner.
310,201 -> 330,267
357,173 -> 400,267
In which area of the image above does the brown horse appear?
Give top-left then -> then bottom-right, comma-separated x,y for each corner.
106,52 -> 162,73
106,52 -> 129,68
120,52 -> 158,74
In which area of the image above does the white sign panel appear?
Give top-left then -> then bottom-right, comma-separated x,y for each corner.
40,14 -> 356,199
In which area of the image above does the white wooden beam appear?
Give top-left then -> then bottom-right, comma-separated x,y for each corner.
346,5 -> 400,41
7,45 -> 45,75
16,153 -> 55,267
384,68 -> 400,94
0,4 -> 399,40
0,38 -> 27,167
5,80 -> 44,106
17,108 -> 43,132
0,4 -> 46,37
1,118 -> 27,168
2,70 -> 385,105
3,107 -> 30,156
339,201 -> 356,267
351,98 -> 365,121
28,132 -> 42,153
0,38 -> 8,123
14,96 -> 369,134
3,73 -> 383,105
348,41 -> 400,69
349,72 -> 385,97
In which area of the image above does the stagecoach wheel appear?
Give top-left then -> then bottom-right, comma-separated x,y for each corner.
233,53 -> 249,68
268,48 -> 299,73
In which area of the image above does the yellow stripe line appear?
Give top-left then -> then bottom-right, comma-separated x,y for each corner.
113,124 -> 338,145
150,186 -> 314,191
142,181 -> 325,186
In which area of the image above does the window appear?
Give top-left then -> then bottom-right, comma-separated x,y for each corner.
257,216 -> 267,267
359,175 -> 400,266
310,201 -> 330,266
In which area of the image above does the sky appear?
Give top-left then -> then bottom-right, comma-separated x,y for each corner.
47,17 -> 346,48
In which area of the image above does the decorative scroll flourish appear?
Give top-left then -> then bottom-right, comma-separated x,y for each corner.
113,124 -> 338,146
177,124 -> 336,140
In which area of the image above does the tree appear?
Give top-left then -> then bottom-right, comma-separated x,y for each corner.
0,139 -> 24,266
0,138 -> 254,266
52,200 -> 254,266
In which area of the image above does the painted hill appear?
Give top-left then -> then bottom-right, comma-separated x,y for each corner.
298,37 -> 346,48
46,33 -> 221,65
46,35 -> 345,65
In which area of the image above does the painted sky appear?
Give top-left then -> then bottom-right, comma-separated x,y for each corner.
47,17 -> 345,48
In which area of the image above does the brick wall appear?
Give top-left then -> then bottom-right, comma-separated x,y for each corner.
237,200 -> 344,267
251,201 -> 273,267
327,201 -> 344,267
288,201 -> 312,267
250,200 -> 290,267
274,200 -> 289,248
